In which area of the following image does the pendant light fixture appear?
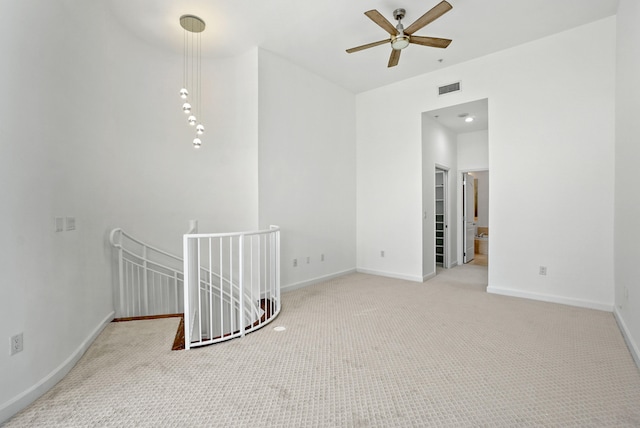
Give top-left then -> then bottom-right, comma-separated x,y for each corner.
179,15 -> 206,148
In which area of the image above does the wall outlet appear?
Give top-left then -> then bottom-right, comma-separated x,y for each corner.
11,333 -> 23,355
55,217 -> 64,232
624,286 -> 629,302
539,266 -> 547,276
293,259 -> 297,267
306,256 -> 310,264
321,254 -> 325,262
380,250 -> 385,258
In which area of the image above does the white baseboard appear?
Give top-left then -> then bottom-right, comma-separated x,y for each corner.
356,268 -> 423,283
281,269 -> 357,293
423,272 -> 437,282
0,311 -> 115,424
486,286 -> 613,312
614,307 -> 640,369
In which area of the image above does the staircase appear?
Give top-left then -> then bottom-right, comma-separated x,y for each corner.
109,225 -> 281,349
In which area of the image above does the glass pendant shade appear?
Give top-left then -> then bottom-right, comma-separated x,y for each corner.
180,88 -> 188,99
188,115 -> 197,125
196,124 -> 204,135
182,102 -> 191,114
193,137 -> 202,148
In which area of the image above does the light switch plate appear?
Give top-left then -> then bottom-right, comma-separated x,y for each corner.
66,217 -> 76,231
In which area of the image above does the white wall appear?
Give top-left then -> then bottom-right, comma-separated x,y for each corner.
458,130 -> 489,171
355,88 -> 422,281
0,2 -> 115,419
357,17 -> 615,309
422,115 -> 458,278
614,0 -> 640,365
257,49 -> 357,290
0,2 -> 260,420
105,37 -> 260,249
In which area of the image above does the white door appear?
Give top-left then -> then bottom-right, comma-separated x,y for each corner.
463,173 -> 475,263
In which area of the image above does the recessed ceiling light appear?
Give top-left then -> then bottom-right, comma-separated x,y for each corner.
465,117 -> 474,123
273,326 -> 286,332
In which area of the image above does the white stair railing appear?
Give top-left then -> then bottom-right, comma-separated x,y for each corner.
109,228 -> 186,318
183,226 -> 281,349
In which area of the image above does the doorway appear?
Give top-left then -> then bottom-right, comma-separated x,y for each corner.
462,170 -> 489,266
435,168 -> 447,267
421,98 -> 488,278
462,172 -> 475,263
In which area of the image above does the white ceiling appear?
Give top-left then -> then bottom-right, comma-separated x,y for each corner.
106,0 -> 618,94
427,98 -> 488,134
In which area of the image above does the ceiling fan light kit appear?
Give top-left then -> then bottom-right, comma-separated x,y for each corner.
391,35 -> 410,50
346,1 -> 453,68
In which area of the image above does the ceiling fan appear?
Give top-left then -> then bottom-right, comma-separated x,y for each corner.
346,0 -> 453,68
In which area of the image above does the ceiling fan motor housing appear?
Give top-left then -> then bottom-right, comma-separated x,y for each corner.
393,8 -> 406,21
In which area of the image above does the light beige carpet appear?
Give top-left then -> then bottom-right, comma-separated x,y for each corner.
5,266 -> 640,427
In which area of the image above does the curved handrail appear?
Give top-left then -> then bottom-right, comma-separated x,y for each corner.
183,225 -> 281,348
110,227 -> 267,295
109,226 -> 279,348
110,228 -> 183,264
183,224 -> 280,321
110,227 -> 238,291
109,227 -> 258,320
186,225 -> 280,239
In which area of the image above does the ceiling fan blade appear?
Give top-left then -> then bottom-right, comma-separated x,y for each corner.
364,10 -> 398,36
404,1 -> 453,35
346,39 -> 391,54
410,35 -> 452,49
388,49 -> 401,68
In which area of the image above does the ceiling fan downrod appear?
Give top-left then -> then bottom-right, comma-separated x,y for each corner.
392,8 -> 410,50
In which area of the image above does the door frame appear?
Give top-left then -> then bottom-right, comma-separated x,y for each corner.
458,168 -> 488,265
462,172 -> 476,263
435,164 -> 450,269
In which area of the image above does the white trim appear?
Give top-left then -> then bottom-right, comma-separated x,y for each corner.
459,168 -> 489,173
423,272 -> 437,282
0,311 -> 115,424
457,168 -> 489,268
613,307 -> 640,369
356,268 -> 423,283
487,286 -> 613,312
435,166 -> 449,270
281,269 -> 357,293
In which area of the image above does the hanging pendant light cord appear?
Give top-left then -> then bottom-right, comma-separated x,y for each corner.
198,30 -> 202,122
179,15 -> 206,147
183,26 -> 187,91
